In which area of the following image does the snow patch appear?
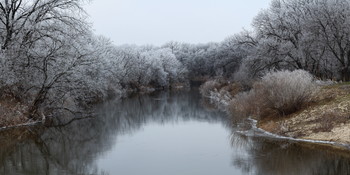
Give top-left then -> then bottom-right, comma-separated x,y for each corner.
245,118 -> 350,149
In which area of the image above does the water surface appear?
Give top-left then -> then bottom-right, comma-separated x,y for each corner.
0,90 -> 350,175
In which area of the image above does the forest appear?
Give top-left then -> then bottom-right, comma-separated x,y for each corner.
1,0 -> 350,125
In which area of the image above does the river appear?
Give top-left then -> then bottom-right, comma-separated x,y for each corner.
0,90 -> 350,175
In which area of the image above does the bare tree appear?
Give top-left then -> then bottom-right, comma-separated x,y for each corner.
0,0 -> 87,50
0,0 -> 97,119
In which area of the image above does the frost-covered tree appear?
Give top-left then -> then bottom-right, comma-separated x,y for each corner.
0,0 -> 87,50
234,0 -> 350,81
307,0 -> 350,80
251,0 -> 325,75
97,45 -> 188,91
141,48 -> 185,87
0,0 -> 99,118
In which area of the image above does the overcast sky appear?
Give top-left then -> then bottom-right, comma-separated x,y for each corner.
84,0 -> 271,46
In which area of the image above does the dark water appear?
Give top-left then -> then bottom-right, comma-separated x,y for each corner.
1,90 -> 350,175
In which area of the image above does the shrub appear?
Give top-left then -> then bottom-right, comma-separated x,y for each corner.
220,83 -> 242,97
199,80 -> 221,97
230,69 -> 318,119
259,70 -> 318,116
208,88 -> 232,107
229,90 -> 258,119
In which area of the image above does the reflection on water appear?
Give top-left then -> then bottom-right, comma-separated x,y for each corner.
0,90 -> 349,175
230,133 -> 350,175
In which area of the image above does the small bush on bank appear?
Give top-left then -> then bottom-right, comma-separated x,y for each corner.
220,83 -> 242,97
209,89 -> 232,107
230,69 -> 318,119
200,79 -> 242,97
260,70 -> 318,115
199,80 -> 222,97
200,79 -> 242,108
229,91 -> 258,118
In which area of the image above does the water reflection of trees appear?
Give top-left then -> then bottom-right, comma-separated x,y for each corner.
0,90 -> 227,175
0,118 -> 111,175
2,89 -> 350,175
98,90 -> 228,135
230,132 -> 350,175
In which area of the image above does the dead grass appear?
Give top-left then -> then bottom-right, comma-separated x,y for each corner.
257,83 -> 350,144
312,111 -> 349,133
220,83 -> 242,97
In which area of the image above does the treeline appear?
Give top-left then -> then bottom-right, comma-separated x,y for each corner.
161,41 -> 242,78
1,0 -> 349,121
164,0 -> 350,85
234,0 -> 350,83
0,0 -> 189,120
198,0 -> 350,121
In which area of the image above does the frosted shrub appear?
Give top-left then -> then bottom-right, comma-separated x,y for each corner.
230,69 -> 318,119
208,89 -> 232,107
259,70 -> 318,115
199,80 -> 221,97
229,91 -> 258,118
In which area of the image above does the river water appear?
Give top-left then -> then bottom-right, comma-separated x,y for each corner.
0,90 -> 350,175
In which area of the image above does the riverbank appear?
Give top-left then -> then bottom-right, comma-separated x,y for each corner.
0,95 -> 46,130
258,82 -> 350,145
0,94 -> 30,128
0,83 -> 190,130
201,78 -> 350,148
